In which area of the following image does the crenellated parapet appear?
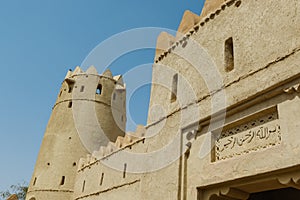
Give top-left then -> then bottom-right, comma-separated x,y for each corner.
176,10 -> 201,39
78,125 -> 146,171
26,66 -> 127,200
154,32 -> 175,61
154,0 -> 242,63
64,66 -> 123,82
6,194 -> 18,200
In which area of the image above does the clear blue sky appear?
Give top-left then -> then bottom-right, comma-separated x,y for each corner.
0,0 -> 204,192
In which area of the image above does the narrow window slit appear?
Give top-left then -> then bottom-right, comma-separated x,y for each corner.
68,101 -> 72,108
171,74 -> 178,103
225,37 -> 234,72
82,180 -> 85,192
96,84 -> 102,95
123,163 -> 127,178
68,83 -> 74,93
100,173 -> 104,186
33,177 -> 37,186
60,176 -> 65,185
80,86 -> 84,92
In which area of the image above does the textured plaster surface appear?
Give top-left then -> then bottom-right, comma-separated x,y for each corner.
26,0 -> 300,200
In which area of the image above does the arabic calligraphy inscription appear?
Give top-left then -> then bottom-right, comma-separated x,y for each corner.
215,112 -> 281,161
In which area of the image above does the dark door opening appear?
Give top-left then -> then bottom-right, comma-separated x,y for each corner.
249,187 -> 300,200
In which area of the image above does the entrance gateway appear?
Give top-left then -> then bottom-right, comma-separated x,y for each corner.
197,166 -> 300,200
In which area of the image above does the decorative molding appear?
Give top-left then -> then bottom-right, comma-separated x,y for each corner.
154,0 -> 242,63
199,167 -> 300,200
277,172 -> 300,190
27,189 -> 74,194
215,111 -> 281,161
74,180 -> 140,200
283,83 -> 300,93
181,122 -> 199,148
220,187 -> 249,199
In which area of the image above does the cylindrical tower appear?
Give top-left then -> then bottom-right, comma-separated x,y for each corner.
26,66 -> 126,200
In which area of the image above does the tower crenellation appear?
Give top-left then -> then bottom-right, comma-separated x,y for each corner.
26,66 -> 126,200
24,0 -> 300,199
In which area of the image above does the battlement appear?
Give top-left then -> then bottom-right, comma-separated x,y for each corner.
26,1 -> 300,200
78,125 -> 146,171
56,66 -> 126,109
65,66 -> 125,86
154,0 -> 242,62
26,65 -> 128,200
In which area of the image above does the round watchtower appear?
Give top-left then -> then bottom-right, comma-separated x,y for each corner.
26,66 -> 126,200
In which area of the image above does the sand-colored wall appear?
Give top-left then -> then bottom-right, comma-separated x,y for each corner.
72,0 -> 300,199
150,0 -> 300,199
26,67 -> 126,200
26,0 -> 300,199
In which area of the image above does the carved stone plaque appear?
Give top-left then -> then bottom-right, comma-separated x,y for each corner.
215,112 -> 281,161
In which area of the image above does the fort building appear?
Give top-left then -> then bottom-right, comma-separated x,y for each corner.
25,0 -> 300,199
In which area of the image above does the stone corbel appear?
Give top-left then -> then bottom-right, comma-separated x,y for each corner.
219,187 -> 249,200
65,77 -> 75,84
278,173 -> 300,190
201,187 -> 249,200
181,122 -> 200,149
181,121 -> 200,138
283,83 -> 300,94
